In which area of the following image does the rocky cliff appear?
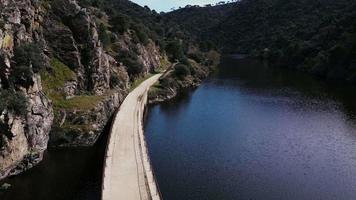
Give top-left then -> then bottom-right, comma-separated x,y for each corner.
0,0 -> 54,179
0,0 -> 215,180
0,0 -> 164,179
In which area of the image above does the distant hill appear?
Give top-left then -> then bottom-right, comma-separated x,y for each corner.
164,3 -> 236,41
166,0 -> 356,82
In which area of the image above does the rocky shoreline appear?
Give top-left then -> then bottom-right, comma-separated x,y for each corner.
149,53 -> 220,104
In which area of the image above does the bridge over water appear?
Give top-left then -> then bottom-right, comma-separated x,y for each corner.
102,74 -> 162,200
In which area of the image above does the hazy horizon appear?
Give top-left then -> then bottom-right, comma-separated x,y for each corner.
130,0 -> 223,12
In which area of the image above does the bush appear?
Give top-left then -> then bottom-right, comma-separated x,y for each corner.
188,52 -> 204,63
0,18 -> 4,29
98,23 -> 111,48
165,40 -> 184,61
117,50 -> 143,76
0,89 -> 28,116
133,24 -> 149,45
111,14 -> 130,34
78,0 -> 102,7
9,65 -> 34,88
174,63 -> 190,79
13,42 -> 46,73
110,73 -> 120,88
124,58 -> 143,76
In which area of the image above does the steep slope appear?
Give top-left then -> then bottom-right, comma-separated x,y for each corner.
167,0 -> 356,82
0,0 -> 218,180
0,0 -> 54,179
164,3 -> 235,44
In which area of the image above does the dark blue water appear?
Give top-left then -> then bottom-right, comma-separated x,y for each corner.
145,57 -> 356,200
0,121 -> 110,200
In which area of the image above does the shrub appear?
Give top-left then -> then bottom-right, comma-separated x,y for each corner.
110,73 -> 120,88
98,23 -> 111,48
0,89 -> 28,116
13,42 -> 46,73
9,65 -> 34,88
117,50 -> 143,76
110,14 -> 130,34
188,52 -> 204,63
165,40 -> 184,61
174,63 -> 190,79
78,0 -> 102,7
124,58 -> 143,76
179,57 -> 191,67
0,18 -> 4,29
133,24 -> 149,45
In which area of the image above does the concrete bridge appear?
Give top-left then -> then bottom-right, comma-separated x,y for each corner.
102,74 -> 162,200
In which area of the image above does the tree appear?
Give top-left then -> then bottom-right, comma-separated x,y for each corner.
0,89 -> 28,116
165,40 -> 184,61
117,50 -> 143,76
9,65 -> 34,88
98,23 -> 111,48
133,24 -> 149,45
174,63 -> 190,79
111,14 -> 130,34
13,42 -> 46,73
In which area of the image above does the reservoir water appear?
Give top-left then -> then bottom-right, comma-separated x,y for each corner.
145,56 -> 356,200
1,56 -> 356,200
0,125 -> 108,200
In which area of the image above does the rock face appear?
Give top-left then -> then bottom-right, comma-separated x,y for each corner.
42,0 -> 161,147
49,91 -> 125,147
0,0 -> 54,179
0,0 -> 163,179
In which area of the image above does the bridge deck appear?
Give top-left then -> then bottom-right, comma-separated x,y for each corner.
102,74 -> 162,200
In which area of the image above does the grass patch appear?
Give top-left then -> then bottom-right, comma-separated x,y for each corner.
2,34 -> 13,49
41,58 -> 76,92
53,95 -> 106,111
41,58 -> 106,111
148,83 -> 162,97
129,73 -> 155,92
129,59 -> 170,92
155,58 -> 171,73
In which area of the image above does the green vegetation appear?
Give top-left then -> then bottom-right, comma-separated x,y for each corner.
2,34 -> 13,49
0,18 -> 5,30
117,50 -> 143,77
5,42 -> 46,88
0,42 -> 45,118
41,58 -> 104,111
13,42 -> 46,73
168,0 -> 356,82
129,73 -> 154,92
174,63 -> 190,79
110,74 -> 120,88
52,95 -> 106,111
98,23 -> 111,48
0,89 -> 27,116
110,14 -> 130,34
165,40 -> 184,61
41,58 -> 75,98
132,24 -> 149,45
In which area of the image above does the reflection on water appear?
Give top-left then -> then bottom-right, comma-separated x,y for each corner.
145,56 -> 356,200
0,122 -> 109,200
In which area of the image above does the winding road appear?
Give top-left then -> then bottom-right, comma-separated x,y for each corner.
102,74 -> 162,200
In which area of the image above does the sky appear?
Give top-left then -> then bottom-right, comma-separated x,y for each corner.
131,0 -> 223,12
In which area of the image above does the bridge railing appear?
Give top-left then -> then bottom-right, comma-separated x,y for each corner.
140,91 -> 164,200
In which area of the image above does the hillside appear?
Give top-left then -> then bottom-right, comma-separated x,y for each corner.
167,0 -> 356,82
164,3 -> 236,46
0,0 -> 218,180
